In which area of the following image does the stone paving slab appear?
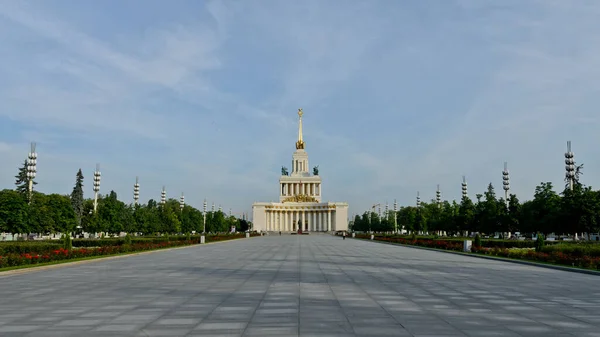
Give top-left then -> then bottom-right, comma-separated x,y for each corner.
1,235 -> 599,336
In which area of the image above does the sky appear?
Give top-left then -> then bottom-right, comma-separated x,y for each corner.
1,0 -> 599,218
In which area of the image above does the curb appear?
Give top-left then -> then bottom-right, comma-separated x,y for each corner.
0,236 -> 257,278
355,238 -> 600,277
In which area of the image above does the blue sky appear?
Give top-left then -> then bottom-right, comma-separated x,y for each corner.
1,0 -> 599,218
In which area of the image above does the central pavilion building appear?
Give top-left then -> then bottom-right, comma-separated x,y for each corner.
252,109 -> 349,233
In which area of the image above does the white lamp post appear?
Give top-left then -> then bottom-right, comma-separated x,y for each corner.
93,164 -> 101,213
203,199 -> 207,234
160,186 -> 166,205
133,176 -> 140,205
461,176 -> 468,199
26,142 -> 37,203
436,184 -> 441,207
565,141 -> 575,191
502,162 -> 510,207
179,193 -> 185,211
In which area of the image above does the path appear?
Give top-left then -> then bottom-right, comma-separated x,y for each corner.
0,235 -> 599,336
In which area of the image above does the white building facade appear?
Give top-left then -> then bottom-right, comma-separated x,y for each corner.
252,109 -> 349,233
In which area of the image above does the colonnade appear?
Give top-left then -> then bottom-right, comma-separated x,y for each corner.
280,182 -> 321,196
265,209 -> 333,232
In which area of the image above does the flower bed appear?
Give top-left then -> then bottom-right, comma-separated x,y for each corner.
0,233 -> 259,270
356,235 -> 463,251
356,234 -> 600,271
472,246 -> 600,270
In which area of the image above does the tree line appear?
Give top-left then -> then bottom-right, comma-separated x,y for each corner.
351,182 -> 600,238
1,165 -> 250,236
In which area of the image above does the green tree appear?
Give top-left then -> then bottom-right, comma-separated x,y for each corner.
15,159 -> 36,196
70,169 -> 85,229
0,189 -> 29,234
531,182 -> 561,235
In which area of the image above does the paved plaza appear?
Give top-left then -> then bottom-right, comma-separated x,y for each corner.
1,235 -> 599,337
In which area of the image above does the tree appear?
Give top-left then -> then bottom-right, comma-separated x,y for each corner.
0,189 -> 29,234
15,159 -> 36,197
531,182 -> 561,235
70,169 -> 85,229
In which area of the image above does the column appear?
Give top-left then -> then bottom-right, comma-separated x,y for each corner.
327,210 -> 331,231
312,211 -> 316,231
302,211 -> 306,231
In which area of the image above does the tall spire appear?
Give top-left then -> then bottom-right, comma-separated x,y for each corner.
296,108 -> 305,150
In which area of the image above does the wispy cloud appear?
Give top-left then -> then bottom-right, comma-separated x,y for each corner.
0,0 -> 599,215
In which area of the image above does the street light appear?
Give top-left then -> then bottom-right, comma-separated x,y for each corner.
203,199 -> 207,234
436,184 -> 441,207
502,162 -> 510,207
565,141 -> 575,191
26,142 -> 37,204
93,164 -> 101,213
393,199 -> 398,233
179,193 -> 185,212
133,176 -> 140,205
160,186 -> 166,205
461,176 -> 468,199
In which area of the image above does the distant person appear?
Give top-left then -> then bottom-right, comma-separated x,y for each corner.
279,231 -> 281,236
343,232 -> 346,240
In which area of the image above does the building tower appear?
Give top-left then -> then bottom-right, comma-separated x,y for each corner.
26,142 -> 37,203
133,176 -> 140,205
565,141 -> 575,191
502,162 -> 510,207
93,164 -> 101,213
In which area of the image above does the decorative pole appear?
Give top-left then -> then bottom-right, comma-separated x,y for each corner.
461,176 -> 468,199
565,141 -> 575,191
179,193 -> 185,212
384,202 -> 389,220
229,208 -> 232,217
26,142 -> 37,203
133,176 -> 140,205
93,164 -> 101,213
436,184 -> 441,207
160,186 -> 166,205
416,191 -> 421,208
211,202 -> 215,212
393,199 -> 398,233
502,162 -> 510,207
203,199 -> 207,234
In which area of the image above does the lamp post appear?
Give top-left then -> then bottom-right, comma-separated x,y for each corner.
211,202 -> 215,212
502,162 -> 510,207
133,176 -> 140,205
203,199 -> 207,234
436,184 -> 441,207
416,191 -> 421,235
393,199 -> 398,234
26,142 -> 37,204
93,164 -> 101,213
218,205 -> 222,213
179,193 -> 185,212
461,176 -> 468,199
565,141 -> 575,191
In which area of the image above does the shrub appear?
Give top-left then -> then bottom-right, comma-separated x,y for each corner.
62,234 -> 72,251
535,234 -> 545,252
474,234 -> 482,248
